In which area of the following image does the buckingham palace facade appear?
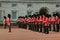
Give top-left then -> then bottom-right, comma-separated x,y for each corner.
0,0 -> 60,25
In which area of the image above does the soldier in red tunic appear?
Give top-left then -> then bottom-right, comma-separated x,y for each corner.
39,15 -> 43,32
17,16 -> 21,28
44,14 -> 49,34
42,14 -> 46,33
20,16 -> 23,28
33,14 -> 36,31
7,14 -> 11,32
3,16 -> 7,29
29,16 -> 32,30
58,13 -> 60,31
32,15 -> 35,31
30,15 -> 34,31
52,13 -> 56,31
48,14 -> 51,31
34,15 -> 37,31
19,16 -> 22,28
55,13 -> 59,32
27,15 -> 31,30
23,16 -> 27,29
36,15 -> 39,32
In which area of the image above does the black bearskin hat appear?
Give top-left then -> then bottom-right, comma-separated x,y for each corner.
53,13 -> 56,17
4,16 -> 6,19
8,14 -> 11,18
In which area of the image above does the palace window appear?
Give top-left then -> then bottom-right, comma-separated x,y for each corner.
27,4 -> 32,8
56,5 -> 59,7
12,3 -> 17,7
0,3 -> 1,7
12,10 -> 17,19
0,10 -> 2,19
27,10 -> 32,16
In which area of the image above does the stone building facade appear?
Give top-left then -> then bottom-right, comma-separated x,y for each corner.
0,0 -> 60,24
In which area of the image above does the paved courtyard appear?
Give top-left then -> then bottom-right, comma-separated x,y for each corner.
0,26 -> 60,40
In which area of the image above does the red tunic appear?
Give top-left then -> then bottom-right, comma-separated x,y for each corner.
31,18 -> 35,24
18,18 -> 20,23
7,18 -> 11,26
27,17 -> 31,23
30,18 -> 33,23
24,18 -> 27,24
44,17 -> 49,27
35,18 -> 37,24
51,17 -> 55,24
55,16 -> 59,24
43,16 -> 46,24
20,18 -> 24,23
48,18 -> 51,24
39,16 -> 43,24
36,18 -> 39,24
3,19 -> 6,25
33,17 -> 35,25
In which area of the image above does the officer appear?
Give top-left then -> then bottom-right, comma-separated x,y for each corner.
7,14 -> 11,32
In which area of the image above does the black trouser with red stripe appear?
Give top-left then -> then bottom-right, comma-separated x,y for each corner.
27,23 -> 29,30
29,23 -> 31,30
24,24 -> 27,29
21,22 -> 24,29
49,24 -> 51,31
44,26 -> 49,34
36,24 -> 39,32
53,24 -> 55,31
8,25 -> 11,32
19,22 -> 22,28
31,23 -> 34,31
34,24 -> 37,31
4,24 -> 7,29
18,22 -> 21,28
30,23 -> 33,30
56,24 -> 59,32
39,24 -> 42,32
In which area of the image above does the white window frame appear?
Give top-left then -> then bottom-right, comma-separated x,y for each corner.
11,10 -> 17,20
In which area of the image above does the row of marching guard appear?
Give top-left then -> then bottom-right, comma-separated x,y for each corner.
17,13 -> 60,34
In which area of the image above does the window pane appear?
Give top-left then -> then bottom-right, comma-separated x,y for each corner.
0,3 -> 1,7
12,11 -> 17,19
56,5 -> 59,7
0,10 -> 2,19
27,4 -> 32,8
12,3 -> 17,7
27,10 -> 32,16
